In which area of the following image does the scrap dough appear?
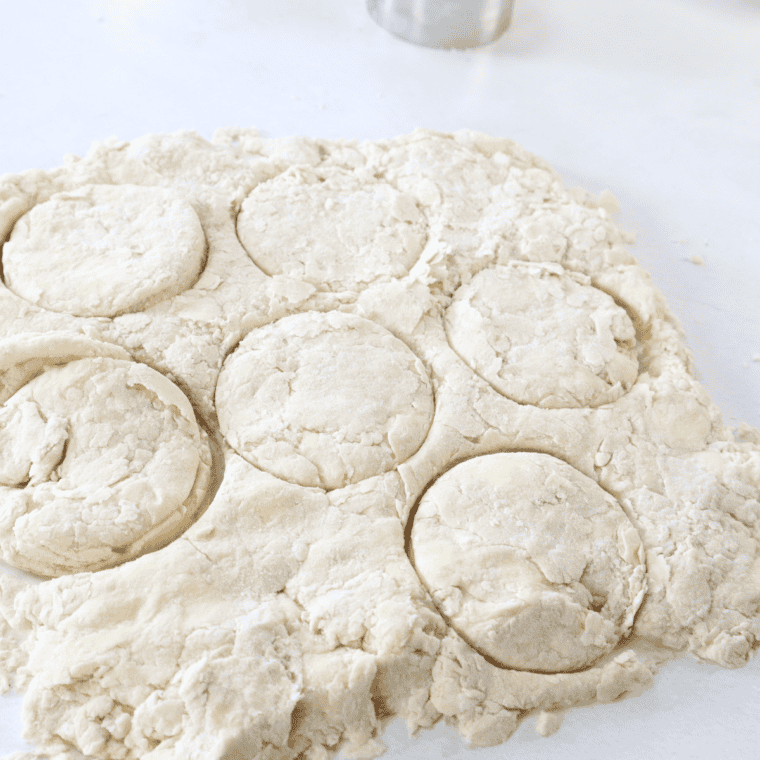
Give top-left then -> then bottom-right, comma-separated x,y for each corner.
0,356 -> 212,576
0,128 -> 757,760
2,184 -> 206,318
411,452 -> 646,672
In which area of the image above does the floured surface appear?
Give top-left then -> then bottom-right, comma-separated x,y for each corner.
0,128 -> 757,760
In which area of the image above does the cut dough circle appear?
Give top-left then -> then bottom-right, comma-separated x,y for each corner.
2,184 -> 206,318
410,452 -> 647,673
0,356 -> 212,576
0,332 -> 131,404
215,311 -> 435,490
445,263 -> 639,408
236,168 -> 427,292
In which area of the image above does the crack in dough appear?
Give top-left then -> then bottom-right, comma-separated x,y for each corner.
411,452 -> 647,672
236,167 -> 427,292
216,311 -> 435,490
0,357 -> 211,576
445,263 -> 639,408
2,184 -> 206,318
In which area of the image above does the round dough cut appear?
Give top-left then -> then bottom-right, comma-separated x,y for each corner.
445,263 -> 639,408
216,311 -> 434,490
2,184 -> 206,318
236,168 -> 427,292
410,452 -> 646,673
0,357 -> 212,576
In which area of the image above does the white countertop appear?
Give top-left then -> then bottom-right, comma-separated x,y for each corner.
1,1 -> 760,757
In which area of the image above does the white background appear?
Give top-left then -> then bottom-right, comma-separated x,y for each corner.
1,1 -> 759,757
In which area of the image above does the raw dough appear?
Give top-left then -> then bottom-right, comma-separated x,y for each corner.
0,355 -> 212,576
216,311 -> 434,490
411,452 -> 646,672
2,184 -> 206,318
445,263 -> 638,407
237,166 -> 427,292
0,128 -> 757,760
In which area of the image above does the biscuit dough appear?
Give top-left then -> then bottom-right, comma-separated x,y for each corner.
2,184 -> 206,318
445,263 -> 639,407
216,311 -> 434,490
0,355 -> 212,576
237,167 -> 427,292
411,452 -> 646,672
0,128 -> 757,760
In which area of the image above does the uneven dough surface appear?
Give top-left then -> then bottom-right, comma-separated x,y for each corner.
216,311 -> 434,490
237,167 -> 427,292
411,452 -> 646,672
0,128 -> 757,760
2,184 -> 206,317
445,263 -> 638,407
0,356 -> 211,576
